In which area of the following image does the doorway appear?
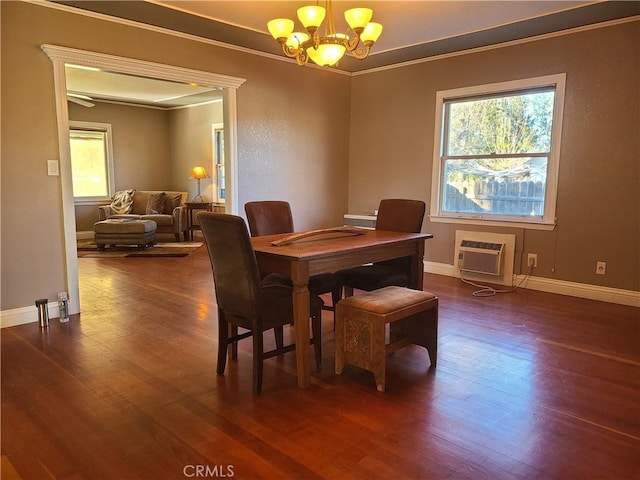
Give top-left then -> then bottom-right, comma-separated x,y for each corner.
43,44 -> 245,315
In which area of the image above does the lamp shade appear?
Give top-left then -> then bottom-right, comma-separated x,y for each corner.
190,165 -> 209,179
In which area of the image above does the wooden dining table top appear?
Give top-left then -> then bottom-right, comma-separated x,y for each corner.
251,228 -> 433,262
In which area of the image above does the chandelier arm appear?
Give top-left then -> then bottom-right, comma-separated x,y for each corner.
281,43 -> 301,59
345,33 -> 361,52
296,50 -> 310,66
350,43 -> 372,60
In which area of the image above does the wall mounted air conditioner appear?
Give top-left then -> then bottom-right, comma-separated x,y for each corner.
454,231 -> 516,286
457,240 -> 504,276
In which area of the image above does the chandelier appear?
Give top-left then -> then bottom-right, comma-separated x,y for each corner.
267,1 -> 383,67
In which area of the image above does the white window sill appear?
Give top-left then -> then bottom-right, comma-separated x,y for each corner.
74,198 -> 111,206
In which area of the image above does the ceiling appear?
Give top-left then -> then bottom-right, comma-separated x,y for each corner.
65,65 -> 224,109
149,0 -> 607,56
56,0 -> 638,106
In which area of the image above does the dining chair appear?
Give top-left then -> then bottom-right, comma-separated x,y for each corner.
336,199 -> 426,297
244,201 -> 343,319
199,212 -> 323,395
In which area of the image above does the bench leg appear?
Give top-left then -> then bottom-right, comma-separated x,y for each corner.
372,320 -> 387,391
392,304 -> 438,368
411,307 -> 438,367
374,369 -> 386,392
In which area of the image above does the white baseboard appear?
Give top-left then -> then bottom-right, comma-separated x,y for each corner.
1,302 -> 61,328
424,261 -> 456,277
424,261 -> 640,307
77,230 -> 94,240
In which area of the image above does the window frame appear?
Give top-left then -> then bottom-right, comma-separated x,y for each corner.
429,74 -> 566,230
69,121 -> 115,205
212,123 -> 225,204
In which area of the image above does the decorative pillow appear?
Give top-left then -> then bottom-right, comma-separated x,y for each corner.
110,189 -> 135,214
146,193 -> 166,215
164,193 -> 182,214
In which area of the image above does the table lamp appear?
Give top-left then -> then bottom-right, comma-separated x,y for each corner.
190,165 -> 209,202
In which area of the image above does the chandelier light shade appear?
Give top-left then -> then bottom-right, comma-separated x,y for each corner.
298,6 -> 326,31
267,0 -> 383,67
344,8 -> 372,32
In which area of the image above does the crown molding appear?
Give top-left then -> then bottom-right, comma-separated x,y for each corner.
353,15 -> 639,76
30,0 -> 352,77
41,44 -> 246,89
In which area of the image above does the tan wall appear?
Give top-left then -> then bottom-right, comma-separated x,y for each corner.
69,101 -> 172,231
169,102 -> 224,203
0,2 -> 350,311
234,57 -> 351,229
348,21 -> 639,291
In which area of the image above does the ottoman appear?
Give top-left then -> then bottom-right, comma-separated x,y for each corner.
94,219 -> 157,250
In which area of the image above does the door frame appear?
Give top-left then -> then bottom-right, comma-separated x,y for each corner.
42,44 -> 246,315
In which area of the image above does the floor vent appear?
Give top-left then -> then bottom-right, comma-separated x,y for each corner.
454,231 -> 516,286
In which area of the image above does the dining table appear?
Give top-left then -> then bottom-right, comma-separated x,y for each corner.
251,227 -> 433,389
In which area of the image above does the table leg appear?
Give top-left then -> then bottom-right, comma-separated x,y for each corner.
290,261 -> 311,389
410,240 -> 426,290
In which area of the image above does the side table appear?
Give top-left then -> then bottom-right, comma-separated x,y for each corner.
185,202 -> 213,241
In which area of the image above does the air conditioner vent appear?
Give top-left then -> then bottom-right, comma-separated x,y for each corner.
458,240 -> 504,276
460,240 -> 504,252
454,231 -> 516,285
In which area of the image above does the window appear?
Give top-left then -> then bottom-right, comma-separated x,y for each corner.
430,74 -> 565,229
69,121 -> 114,202
212,124 -> 225,203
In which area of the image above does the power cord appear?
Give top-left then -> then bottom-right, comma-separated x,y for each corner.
460,265 -> 533,297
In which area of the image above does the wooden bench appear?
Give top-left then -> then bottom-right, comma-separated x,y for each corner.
335,286 -> 438,392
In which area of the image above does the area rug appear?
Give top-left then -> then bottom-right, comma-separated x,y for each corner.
77,240 -> 203,258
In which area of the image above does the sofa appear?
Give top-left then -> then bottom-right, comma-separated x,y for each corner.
98,190 -> 189,241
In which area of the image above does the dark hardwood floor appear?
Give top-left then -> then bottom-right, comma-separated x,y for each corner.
2,242 -> 639,479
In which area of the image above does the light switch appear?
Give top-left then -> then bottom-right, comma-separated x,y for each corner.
47,160 -> 59,176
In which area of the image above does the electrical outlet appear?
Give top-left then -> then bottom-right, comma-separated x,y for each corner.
527,253 -> 537,267
596,261 -> 606,275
